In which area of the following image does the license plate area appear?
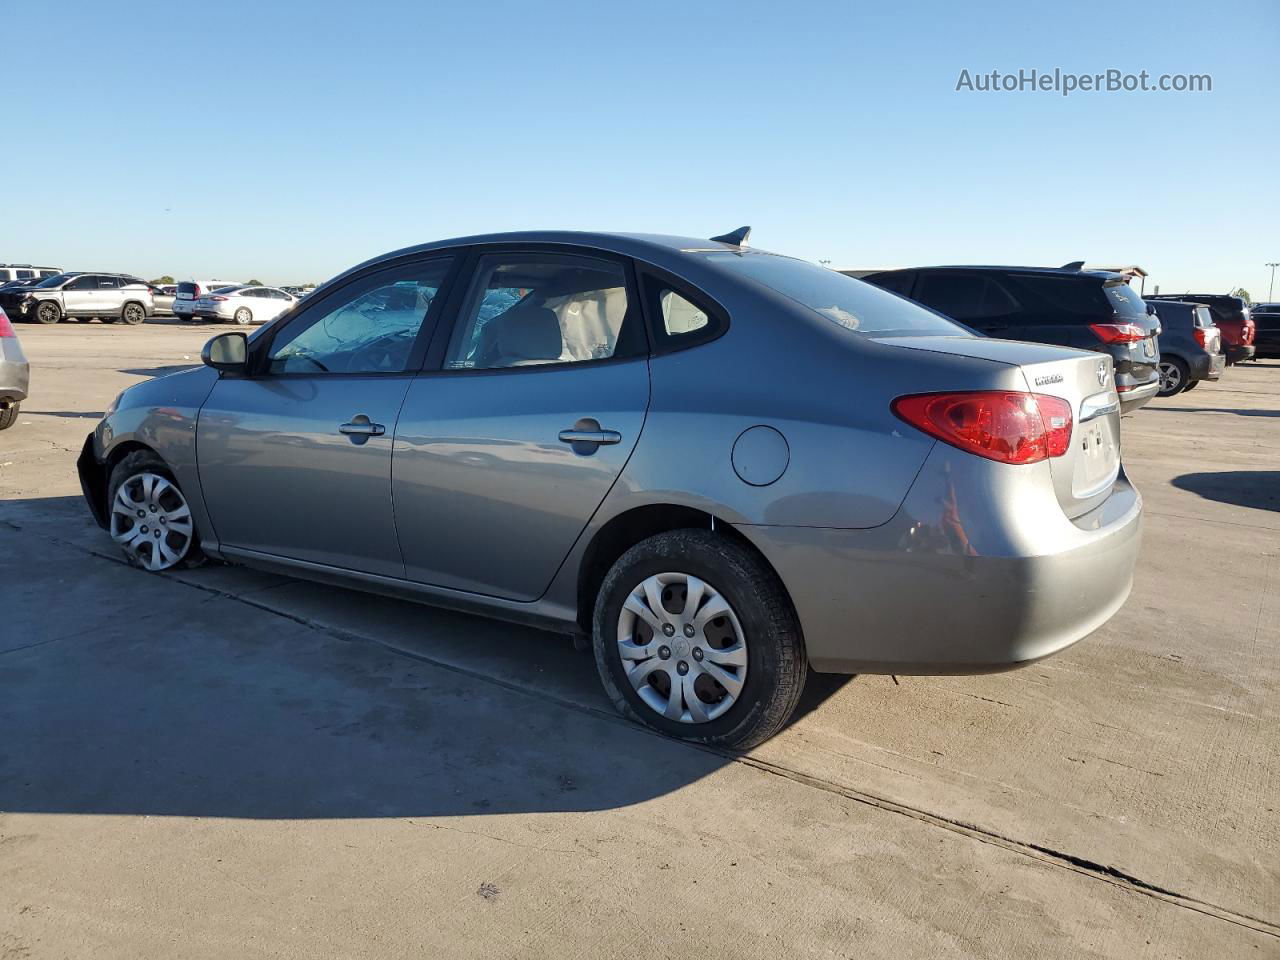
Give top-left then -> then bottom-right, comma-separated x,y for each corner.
1142,337 -> 1157,359
1078,420 -> 1115,488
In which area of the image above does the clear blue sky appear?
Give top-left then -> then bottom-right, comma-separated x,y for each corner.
7,0 -> 1278,297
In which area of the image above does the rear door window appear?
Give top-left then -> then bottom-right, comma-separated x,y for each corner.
865,271 -> 916,296
913,273 -> 1017,322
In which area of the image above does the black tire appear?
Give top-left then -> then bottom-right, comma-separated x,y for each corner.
1183,380 -> 1199,392
121,302 -> 146,325
1157,357 -> 1189,397
0,403 -> 18,430
107,450 -> 205,571
592,529 -> 806,749
34,300 -> 61,325
233,306 -> 253,326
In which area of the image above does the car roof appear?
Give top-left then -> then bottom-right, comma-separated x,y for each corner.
870,264 -> 1126,282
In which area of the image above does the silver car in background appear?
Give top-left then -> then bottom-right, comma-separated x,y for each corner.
0,306 -> 30,429
77,229 -> 1143,747
191,285 -> 298,325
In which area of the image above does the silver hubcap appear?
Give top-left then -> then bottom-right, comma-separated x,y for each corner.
616,572 -> 748,724
235,309 -> 251,324
1159,362 -> 1181,392
110,472 -> 193,571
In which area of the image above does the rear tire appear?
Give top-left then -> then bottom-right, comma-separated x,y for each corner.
233,307 -> 253,325
121,302 -> 146,325
1183,380 -> 1199,392
35,301 -> 61,324
592,529 -> 806,750
107,451 -> 205,571
1157,358 -> 1188,397
0,403 -> 18,430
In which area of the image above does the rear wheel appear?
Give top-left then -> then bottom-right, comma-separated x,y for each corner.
121,302 -> 146,325
107,451 -> 204,571
592,529 -> 806,749
1157,358 -> 1188,397
233,306 -> 253,325
1183,380 -> 1199,392
35,301 -> 61,324
0,403 -> 18,430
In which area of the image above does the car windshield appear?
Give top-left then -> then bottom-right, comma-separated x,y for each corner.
35,274 -> 69,288
699,251 -> 969,337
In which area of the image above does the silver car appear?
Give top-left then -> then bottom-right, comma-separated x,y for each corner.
13,272 -> 155,325
77,230 -> 1143,747
0,305 -> 29,429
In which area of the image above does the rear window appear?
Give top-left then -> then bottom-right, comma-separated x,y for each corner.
177,282 -> 201,295
1103,282 -> 1148,318
700,252 -> 968,337
1193,307 -> 1214,328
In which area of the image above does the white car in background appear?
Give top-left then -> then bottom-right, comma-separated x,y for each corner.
191,285 -> 298,325
173,280 -> 244,320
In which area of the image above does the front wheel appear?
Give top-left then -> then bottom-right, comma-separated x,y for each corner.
35,301 -> 61,324
592,529 -> 806,749
233,307 -> 253,325
107,451 -> 204,571
1157,358 -> 1188,397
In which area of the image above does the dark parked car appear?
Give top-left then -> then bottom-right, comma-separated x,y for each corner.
1251,304 -> 1280,359
1144,294 -> 1255,365
861,264 -> 1161,413
0,306 -> 29,430
76,229 -> 1143,748
1146,300 -> 1225,396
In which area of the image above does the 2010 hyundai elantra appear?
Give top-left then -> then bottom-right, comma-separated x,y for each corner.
77,228 -> 1142,747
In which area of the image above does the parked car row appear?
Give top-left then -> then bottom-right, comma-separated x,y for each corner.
0,272 -> 301,328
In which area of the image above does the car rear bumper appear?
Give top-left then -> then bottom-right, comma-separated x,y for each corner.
1116,377 -> 1159,413
1226,344 -> 1256,364
0,337 -> 30,403
1194,351 -> 1227,381
740,445 -> 1142,675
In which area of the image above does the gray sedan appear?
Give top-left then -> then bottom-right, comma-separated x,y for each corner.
77,229 -> 1143,747
0,306 -> 29,429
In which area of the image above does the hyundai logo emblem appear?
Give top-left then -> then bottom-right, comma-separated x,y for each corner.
1097,362 -> 1109,387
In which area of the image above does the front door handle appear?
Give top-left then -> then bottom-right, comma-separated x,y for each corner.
339,416 -> 386,444
559,417 -> 621,453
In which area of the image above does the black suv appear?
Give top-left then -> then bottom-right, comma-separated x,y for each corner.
861,265 -> 1161,413
1146,300 -> 1225,396
1253,303 -> 1280,359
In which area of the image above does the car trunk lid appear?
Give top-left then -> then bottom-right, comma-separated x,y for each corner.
878,335 -> 1121,518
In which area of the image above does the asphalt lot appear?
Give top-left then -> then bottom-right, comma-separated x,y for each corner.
1,318 -> 1277,959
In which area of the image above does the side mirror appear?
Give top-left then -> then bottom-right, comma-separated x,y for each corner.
202,332 -> 248,373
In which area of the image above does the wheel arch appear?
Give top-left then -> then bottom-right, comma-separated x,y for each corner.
574,503 -> 786,635
121,298 -> 148,317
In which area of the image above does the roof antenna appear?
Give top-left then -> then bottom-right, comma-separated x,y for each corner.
1060,260 -> 1085,271
710,226 -> 751,247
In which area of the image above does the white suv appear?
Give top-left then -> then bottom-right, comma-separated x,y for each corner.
0,263 -> 62,284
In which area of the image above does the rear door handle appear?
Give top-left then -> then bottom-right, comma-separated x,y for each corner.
339,416 -> 386,444
559,417 -> 621,452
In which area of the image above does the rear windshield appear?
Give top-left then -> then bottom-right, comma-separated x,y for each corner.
177,282 -> 201,295
1103,282 -> 1149,318
699,252 -> 969,337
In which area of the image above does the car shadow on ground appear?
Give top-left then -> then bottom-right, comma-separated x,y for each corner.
1147,406 -> 1280,418
1,494 -> 854,821
1171,471 -> 1280,512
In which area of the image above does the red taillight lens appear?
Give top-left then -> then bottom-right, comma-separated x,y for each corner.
1089,322 -> 1146,344
0,307 -> 13,338
892,391 -> 1073,465
211,296 -> 229,302
1194,328 -> 1207,349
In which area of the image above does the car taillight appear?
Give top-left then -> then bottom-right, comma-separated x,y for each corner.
1089,322 -> 1147,344
891,391 -> 1073,465
211,296 -> 229,302
0,307 -> 13,337
1194,327 -> 1217,350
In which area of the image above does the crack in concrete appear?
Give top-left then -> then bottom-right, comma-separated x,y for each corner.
6,520 -> 1278,940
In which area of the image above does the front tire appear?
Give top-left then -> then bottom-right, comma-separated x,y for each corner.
0,403 -> 18,430
592,529 -> 806,749
121,302 -> 146,325
233,307 -> 253,325
1157,358 -> 1188,397
107,451 -> 204,571
35,301 -> 61,324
